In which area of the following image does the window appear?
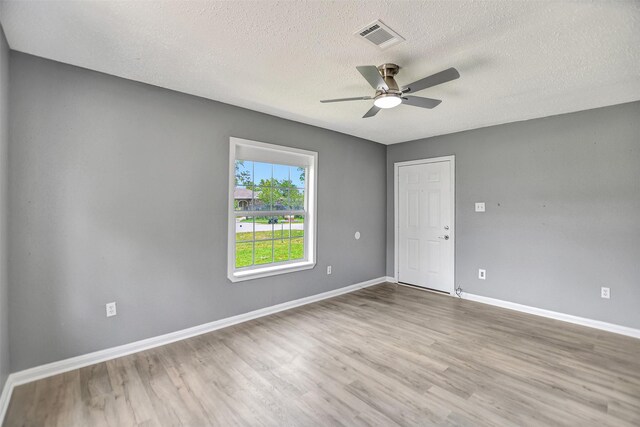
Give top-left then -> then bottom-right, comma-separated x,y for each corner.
228,137 -> 317,282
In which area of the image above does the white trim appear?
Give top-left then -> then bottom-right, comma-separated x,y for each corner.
0,378 -> 12,425
460,292 -> 640,339
228,137 -> 318,282
393,155 -> 455,292
231,260 -> 315,282
0,276 -> 386,424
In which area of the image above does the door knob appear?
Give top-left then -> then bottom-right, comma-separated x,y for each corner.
438,235 -> 450,240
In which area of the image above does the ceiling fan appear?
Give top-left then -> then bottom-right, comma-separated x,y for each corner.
320,64 -> 459,118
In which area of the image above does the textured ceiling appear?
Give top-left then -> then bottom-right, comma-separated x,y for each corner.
1,1 -> 639,145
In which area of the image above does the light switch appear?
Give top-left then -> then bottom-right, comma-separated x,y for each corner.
475,202 -> 485,212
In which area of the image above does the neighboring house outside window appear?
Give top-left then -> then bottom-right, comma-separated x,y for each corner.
228,137 -> 317,282
234,188 -> 255,210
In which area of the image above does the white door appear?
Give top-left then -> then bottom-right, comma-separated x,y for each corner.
397,160 -> 454,293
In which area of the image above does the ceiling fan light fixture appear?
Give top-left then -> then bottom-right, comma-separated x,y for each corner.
373,93 -> 402,109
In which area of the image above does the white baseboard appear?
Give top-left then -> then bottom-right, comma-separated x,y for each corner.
0,276 -> 386,424
460,292 -> 640,339
384,276 -> 397,283
0,377 -> 11,426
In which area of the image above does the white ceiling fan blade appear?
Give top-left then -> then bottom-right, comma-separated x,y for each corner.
402,96 -> 442,109
363,105 -> 381,118
320,96 -> 373,103
356,66 -> 389,91
401,68 -> 460,94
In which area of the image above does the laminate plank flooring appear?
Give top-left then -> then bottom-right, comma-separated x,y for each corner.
4,283 -> 640,426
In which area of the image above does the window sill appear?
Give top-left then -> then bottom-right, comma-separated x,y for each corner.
229,261 -> 315,283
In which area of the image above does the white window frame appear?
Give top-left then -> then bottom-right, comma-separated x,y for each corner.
227,137 -> 317,282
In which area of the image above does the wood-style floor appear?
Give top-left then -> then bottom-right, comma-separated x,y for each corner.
4,283 -> 640,426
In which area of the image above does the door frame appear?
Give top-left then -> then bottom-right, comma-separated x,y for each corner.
394,155 -> 455,294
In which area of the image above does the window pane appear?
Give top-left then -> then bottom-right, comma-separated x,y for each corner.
274,188 -> 288,211
291,238 -> 304,260
269,215 -> 288,239
290,188 -> 304,211
255,240 -> 273,265
291,213 -> 305,224
291,220 -> 304,238
290,166 -> 305,188
273,164 -> 289,182
235,242 -> 253,268
235,160 -> 253,186
234,186 -> 253,212
253,187 -> 272,211
253,162 -> 272,186
252,216 -> 274,240
236,216 -> 254,241
274,238 -> 290,263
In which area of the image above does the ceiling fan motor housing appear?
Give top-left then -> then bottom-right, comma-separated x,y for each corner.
377,63 -> 400,92
373,63 -> 402,108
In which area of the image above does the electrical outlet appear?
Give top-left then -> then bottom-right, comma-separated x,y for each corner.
475,202 -> 486,212
327,265 -> 332,275
106,302 -> 117,317
601,287 -> 610,299
478,269 -> 486,280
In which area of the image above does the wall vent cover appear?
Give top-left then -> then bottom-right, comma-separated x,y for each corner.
355,20 -> 405,50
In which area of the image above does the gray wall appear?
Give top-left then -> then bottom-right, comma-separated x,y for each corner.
8,52 -> 387,371
387,102 -> 640,329
0,24 -> 9,388
5,49 -> 639,374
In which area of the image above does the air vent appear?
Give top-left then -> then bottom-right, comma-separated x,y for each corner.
355,20 -> 405,50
